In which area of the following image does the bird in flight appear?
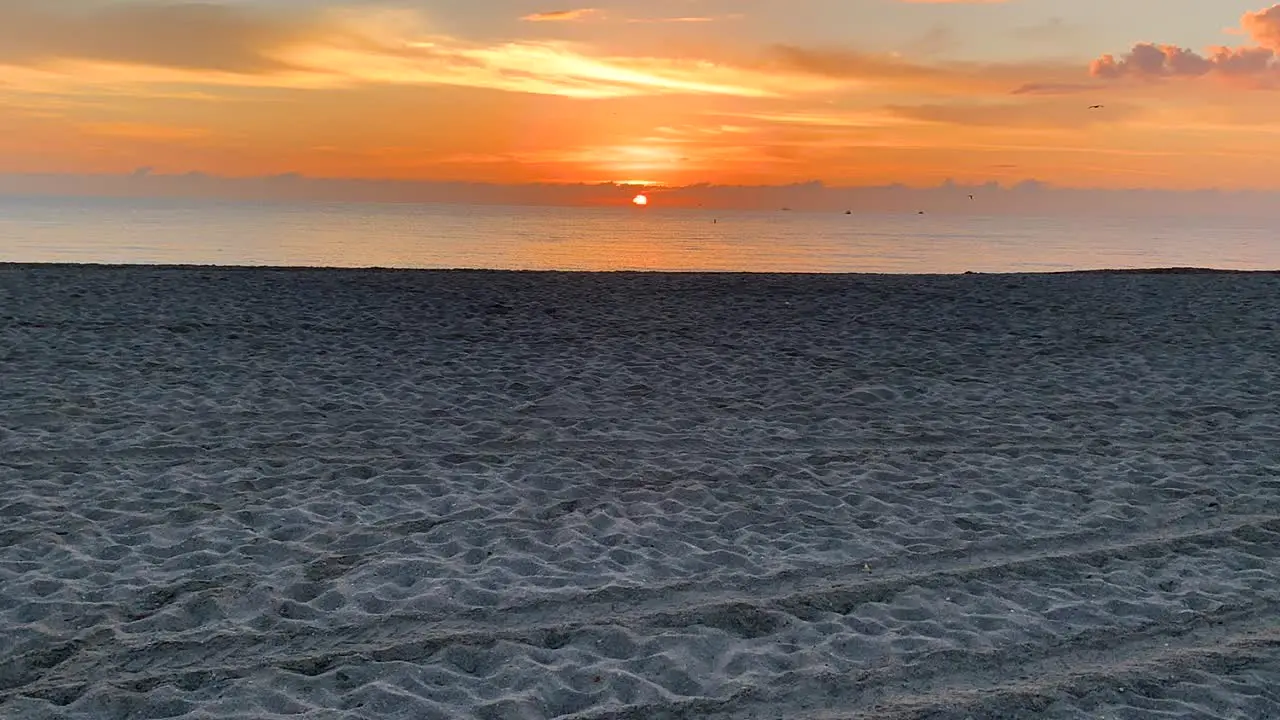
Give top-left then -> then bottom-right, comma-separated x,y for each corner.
1088,104 -> 1104,109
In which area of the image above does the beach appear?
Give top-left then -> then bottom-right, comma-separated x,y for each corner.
2,264 -> 1278,719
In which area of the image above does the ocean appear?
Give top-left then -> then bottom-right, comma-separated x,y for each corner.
1,195 -> 1277,273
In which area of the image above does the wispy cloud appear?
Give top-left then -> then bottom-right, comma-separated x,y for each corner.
0,1 -> 310,73
885,100 -> 1140,128
724,110 -> 929,129
521,8 -> 734,24
8,0 -> 1242,190
625,16 -> 724,24
0,4 -> 844,100
78,122 -> 212,141
0,1 -> 1089,104
521,8 -> 601,23
761,44 -> 1089,96
1010,82 -> 1097,95
282,34 -> 844,98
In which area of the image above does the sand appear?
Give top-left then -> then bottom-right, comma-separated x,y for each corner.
1,264 -> 1278,720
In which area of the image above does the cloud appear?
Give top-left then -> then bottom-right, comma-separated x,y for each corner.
521,9 -> 600,23
885,101 -> 1138,128
1090,43 -> 1277,80
0,1 -> 1082,105
766,45 -> 952,83
282,36 -> 845,99
763,45 -> 1087,96
1243,4 -> 1280,50
1092,4 -> 1280,84
520,7 -> 733,24
625,16 -> 721,24
1010,82 -> 1096,95
79,122 -> 211,141
0,2 -> 845,100
0,1 -> 311,73
723,111 -> 928,129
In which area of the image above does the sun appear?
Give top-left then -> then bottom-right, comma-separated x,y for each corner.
632,194 -> 649,207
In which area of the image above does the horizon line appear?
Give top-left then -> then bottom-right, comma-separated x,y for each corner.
2,171 -> 1280,195
4,262 -> 1278,277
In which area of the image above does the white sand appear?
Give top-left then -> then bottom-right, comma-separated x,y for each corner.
1,264 -> 1279,719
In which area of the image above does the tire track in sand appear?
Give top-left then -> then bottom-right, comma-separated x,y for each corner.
3,513 -> 1277,710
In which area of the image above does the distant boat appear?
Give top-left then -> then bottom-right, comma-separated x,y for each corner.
781,207 -> 792,211
844,210 -> 852,215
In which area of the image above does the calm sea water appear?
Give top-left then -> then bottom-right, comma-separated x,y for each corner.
1,195 -> 1278,273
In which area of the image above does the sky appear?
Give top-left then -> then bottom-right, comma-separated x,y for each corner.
6,1 -> 1280,194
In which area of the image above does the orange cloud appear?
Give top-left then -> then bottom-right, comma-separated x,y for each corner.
1243,4 -> 1280,50
0,4 -> 849,100
521,8 -> 733,24
763,45 -> 1089,96
0,2 -> 1090,105
625,17 -> 722,24
521,8 -> 600,22
1091,44 -> 1277,81
1092,4 -> 1280,84
12,1 -> 1253,190
79,122 -> 211,141
886,101 -> 1140,128
279,36 -> 846,98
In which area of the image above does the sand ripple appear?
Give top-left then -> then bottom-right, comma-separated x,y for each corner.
2,266 -> 1279,719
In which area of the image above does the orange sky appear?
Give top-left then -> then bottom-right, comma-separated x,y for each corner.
6,1 -> 1280,190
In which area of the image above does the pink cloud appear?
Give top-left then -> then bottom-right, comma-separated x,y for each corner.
1092,4 -> 1280,83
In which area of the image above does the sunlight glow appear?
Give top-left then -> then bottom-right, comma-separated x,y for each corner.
7,2 -> 1280,190
632,194 -> 649,206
